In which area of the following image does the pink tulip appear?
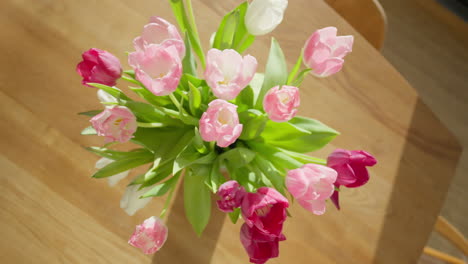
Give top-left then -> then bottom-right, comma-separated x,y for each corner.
90,106 -> 137,143
303,27 -> 354,77
199,99 -> 243,148
216,180 -> 246,212
128,216 -> 168,254
133,16 -> 185,59
240,223 -> 286,264
241,187 -> 289,238
76,48 -> 122,86
286,164 -> 337,215
263,85 -> 300,122
327,149 -> 377,209
128,45 -> 182,96
204,49 -> 257,100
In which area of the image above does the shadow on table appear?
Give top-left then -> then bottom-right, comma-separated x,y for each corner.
152,185 -> 226,264
373,99 -> 461,263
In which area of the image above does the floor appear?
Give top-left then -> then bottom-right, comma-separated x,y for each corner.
378,0 -> 468,261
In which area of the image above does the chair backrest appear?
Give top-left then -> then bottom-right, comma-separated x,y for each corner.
325,0 -> 387,50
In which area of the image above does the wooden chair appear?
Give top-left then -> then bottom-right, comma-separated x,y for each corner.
324,0 -> 387,50
423,216 -> 467,264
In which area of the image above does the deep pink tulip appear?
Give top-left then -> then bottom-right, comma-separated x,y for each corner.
263,85 -> 300,122
241,187 -> 289,238
128,216 -> 168,254
327,149 -> 377,209
133,16 -> 185,59
204,49 -> 257,100
199,99 -> 243,148
76,48 -> 122,86
216,180 -> 247,213
240,223 -> 286,264
286,164 -> 337,215
303,27 -> 354,77
90,106 -> 137,143
128,45 -> 182,96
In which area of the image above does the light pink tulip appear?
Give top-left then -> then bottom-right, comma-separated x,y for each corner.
129,45 -> 182,96
286,164 -> 337,215
76,48 -> 122,87
128,216 -> 168,254
204,49 -> 257,100
263,85 -> 300,122
133,16 -> 185,59
199,99 -> 243,147
90,106 -> 137,143
303,27 -> 354,77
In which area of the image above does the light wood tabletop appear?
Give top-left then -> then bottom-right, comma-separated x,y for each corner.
0,0 -> 461,263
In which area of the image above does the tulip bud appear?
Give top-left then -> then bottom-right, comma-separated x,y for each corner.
76,48 -> 122,87
128,216 -> 168,254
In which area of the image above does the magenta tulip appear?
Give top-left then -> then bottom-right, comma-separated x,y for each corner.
199,99 -> 243,147
263,85 -> 300,122
241,187 -> 289,237
286,164 -> 337,215
90,106 -> 137,143
76,48 -> 122,87
240,223 -> 286,264
204,49 -> 257,100
133,16 -> 185,59
128,45 -> 182,96
128,216 -> 168,254
303,27 -> 353,77
327,149 -> 377,209
216,180 -> 247,213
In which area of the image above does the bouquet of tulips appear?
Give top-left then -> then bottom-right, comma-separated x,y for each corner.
76,0 -> 377,263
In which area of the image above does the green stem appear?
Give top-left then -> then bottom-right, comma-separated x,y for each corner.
184,0 -> 206,68
287,51 -> 304,85
137,122 -> 167,128
168,93 -> 199,125
159,184 -> 176,219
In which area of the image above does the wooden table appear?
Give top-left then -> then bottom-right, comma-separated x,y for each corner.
0,0 -> 461,263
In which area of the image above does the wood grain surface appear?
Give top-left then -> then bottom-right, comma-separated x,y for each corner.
0,0 -> 461,263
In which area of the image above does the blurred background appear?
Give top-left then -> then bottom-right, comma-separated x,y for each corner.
327,0 -> 467,262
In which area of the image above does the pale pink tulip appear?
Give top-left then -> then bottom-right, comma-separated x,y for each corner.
76,48 -> 122,86
128,45 -> 182,96
133,16 -> 185,58
286,164 -> 337,215
90,106 -> 137,143
128,216 -> 168,254
263,85 -> 300,122
199,99 -> 243,147
303,27 -> 354,77
204,49 -> 257,100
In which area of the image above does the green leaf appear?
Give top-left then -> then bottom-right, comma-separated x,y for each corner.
141,172 -> 181,198
92,156 -> 153,178
261,117 -> 339,153
123,70 -> 136,78
280,149 -> 327,165
287,52 -> 303,85
250,73 -> 264,106
184,169 -> 211,236
254,38 -> 288,109
213,5 -> 240,50
228,208 -> 241,224
86,147 -> 151,160
246,141 -> 302,172
129,86 -> 172,106
124,101 -> 183,126
219,147 -> 256,170
140,160 -> 174,188
173,143 -> 217,175
254,155 -> 285,194
81,126 -> 96,135
188,82 -> 202,116
236,86 -> 254,111
182,31 -> 197,75
193,127 -> 208,154
231,2 -> 255,52
239,109 -> 267,140
206,158 -> 223,193
132,127 -> 190,153
88,83 -> 131,101
78,110 -> 102,117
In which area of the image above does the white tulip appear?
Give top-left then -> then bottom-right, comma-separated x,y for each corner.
95,157 -> 130,187
120,184 -> 152,216
245,0 -> 288,36
97,89 -> 118,104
